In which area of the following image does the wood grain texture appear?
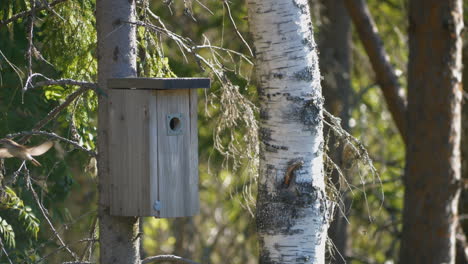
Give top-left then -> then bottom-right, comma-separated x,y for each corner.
149,92 -> 159,217
188,89 -> 200,215
108,78 -> 210,90
108,88 -> 200,217
156,89 -> 191,218
109,89 -> 151,216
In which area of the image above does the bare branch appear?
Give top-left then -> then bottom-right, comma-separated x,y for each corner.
36,237 -> 96,264
79,216 -> 98,262
343,0 -> 407,143
141,255 -> 201,264
26,0 -> 36,77
17,76 -> 98,142
222,0 -> 253,57
0,237 -> 13,264
23,73 -> 97,93
193,45 -> 253,65
25,85 -> 92,138
25,172 -> 78,261
0,0 -> 68,28
6,131 -> 97,157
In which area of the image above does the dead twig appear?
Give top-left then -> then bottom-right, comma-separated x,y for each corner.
20,75 -> 99,140
26,0 -> 36,77
0,0 -> 68,28
222,0 -> 253,57
25,172 -> 78,261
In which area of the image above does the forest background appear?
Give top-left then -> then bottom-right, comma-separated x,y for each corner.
0,0 -> 464,263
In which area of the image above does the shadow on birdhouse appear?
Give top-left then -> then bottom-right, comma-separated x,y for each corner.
107,77 -> 210,218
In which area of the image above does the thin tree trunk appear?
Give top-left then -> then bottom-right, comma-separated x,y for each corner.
456,13 -> 468,264
318,0 -> 351,262
400,1 -> 463,263
343,0 -> 407,142
96,0 -> 140,263
247,0 -> 329,263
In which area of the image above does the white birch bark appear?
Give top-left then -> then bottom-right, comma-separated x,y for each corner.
247,0 -> 329,263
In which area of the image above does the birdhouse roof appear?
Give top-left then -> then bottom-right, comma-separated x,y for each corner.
107,78 -> 210,90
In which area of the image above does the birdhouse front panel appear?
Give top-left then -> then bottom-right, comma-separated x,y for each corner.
107,78 -> 209,218
156,89 -> 199,217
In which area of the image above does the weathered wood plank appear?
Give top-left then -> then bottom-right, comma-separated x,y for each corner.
156,89 -> 191,218
109,90 -> 151,216
108,78 -> 210,90
188,89 -> 200,215
149,91 -> 159,216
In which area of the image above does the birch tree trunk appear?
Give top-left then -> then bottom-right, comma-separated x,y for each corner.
247,1 -> 329,263
400,1 -> 463,263
96,0 -> 141,263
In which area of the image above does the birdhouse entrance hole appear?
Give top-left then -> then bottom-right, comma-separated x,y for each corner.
167,113 -> 183,135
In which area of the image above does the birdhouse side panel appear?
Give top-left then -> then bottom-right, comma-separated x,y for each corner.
156,90 -> 192,217
109,90 -> 152,216
149,93 -> 159,216
188,89 -> 200,215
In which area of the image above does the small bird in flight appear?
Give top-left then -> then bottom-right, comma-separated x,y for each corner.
0,139 -> 53,166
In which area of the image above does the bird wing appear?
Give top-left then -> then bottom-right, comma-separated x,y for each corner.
0,148 -> 13,158
28,141 -> 54,156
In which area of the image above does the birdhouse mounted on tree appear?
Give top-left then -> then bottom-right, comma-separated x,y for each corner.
107,77 -> 210,218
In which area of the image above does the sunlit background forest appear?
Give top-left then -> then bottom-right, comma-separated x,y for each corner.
0,0 -> 466,263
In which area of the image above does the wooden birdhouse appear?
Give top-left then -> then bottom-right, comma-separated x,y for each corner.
107,77 -> 210,218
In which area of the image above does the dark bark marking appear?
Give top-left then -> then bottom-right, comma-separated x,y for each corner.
292,0 -> 308,14
113,46 -> 120,62
302,36 -> 315,51
259,127 -> 273,141
112,18 -> 121,27
273,72 -> 284,79
285,96 -> 323,133
260,109 -> 269,120
256,183 -> 326,235
300,99 -> 321,128
293,66 -> 315,82
262,141 -> 288,152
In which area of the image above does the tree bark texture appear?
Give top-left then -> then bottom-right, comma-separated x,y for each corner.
400,1 -> 463,263
457,34 -> 468,264
318,0 -> 351,262
247,0 -> 329,263
96,0 -> 140,263
343,0 -> 407,143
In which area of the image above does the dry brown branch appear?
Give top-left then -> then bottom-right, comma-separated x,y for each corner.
141,255 -> 201,264
31,80 -> 96,127
0,0 -> 68,27
343,0 -> 407,142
